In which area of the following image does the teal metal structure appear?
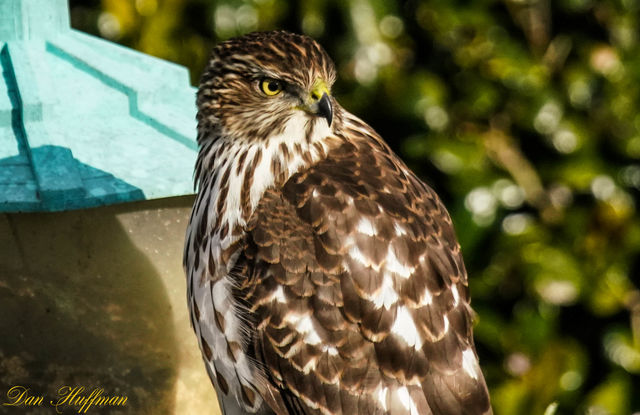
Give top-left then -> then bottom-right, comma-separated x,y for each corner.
0,0 -> 198,212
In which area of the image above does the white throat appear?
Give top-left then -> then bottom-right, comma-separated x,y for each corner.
192,112 -> 334,275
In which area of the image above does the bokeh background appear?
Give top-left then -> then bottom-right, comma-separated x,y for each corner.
67,0 -> 640,413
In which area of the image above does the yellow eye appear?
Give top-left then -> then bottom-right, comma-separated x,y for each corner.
260,79 -> 283,96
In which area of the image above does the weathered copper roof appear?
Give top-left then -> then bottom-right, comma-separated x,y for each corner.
0,0 -> 198,212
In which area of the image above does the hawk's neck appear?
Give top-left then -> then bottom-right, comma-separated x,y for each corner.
190,112 -> 341,277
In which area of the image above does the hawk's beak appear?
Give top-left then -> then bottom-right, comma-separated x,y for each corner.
308,82 -> 333,127
317,93 -> 333,127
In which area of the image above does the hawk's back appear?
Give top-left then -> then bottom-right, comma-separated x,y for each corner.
231,122 -> 492,415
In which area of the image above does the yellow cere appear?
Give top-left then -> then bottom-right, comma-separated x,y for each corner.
310,78 -> 330,101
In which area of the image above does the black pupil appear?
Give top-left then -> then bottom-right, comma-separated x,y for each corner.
267,81 -> 279,92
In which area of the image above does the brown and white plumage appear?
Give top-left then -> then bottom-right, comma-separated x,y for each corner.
184,31 -> 492,415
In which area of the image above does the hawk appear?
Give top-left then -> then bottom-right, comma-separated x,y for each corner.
184,31 -> 492,415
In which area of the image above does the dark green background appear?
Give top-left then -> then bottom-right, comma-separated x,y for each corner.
68,0 -> 640,413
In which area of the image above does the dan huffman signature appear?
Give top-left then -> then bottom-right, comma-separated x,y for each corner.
2,385 -> 127,413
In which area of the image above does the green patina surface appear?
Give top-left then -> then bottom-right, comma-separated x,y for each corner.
0,0 -> 198,212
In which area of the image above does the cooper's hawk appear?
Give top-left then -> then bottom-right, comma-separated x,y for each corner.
184,31 -> 492,415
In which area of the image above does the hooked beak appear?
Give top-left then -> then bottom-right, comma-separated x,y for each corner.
307,81 -> 333,127
316,93 -> 333,127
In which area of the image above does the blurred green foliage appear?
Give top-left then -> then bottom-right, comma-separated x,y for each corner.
68,0 -> 640,413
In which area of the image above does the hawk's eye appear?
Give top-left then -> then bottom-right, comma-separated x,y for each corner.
260,79 -> 283,96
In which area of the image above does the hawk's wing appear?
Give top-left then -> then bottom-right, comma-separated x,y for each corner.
233,135 -> 492,415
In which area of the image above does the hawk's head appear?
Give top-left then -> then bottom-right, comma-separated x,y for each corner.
197,31 -> 337,142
